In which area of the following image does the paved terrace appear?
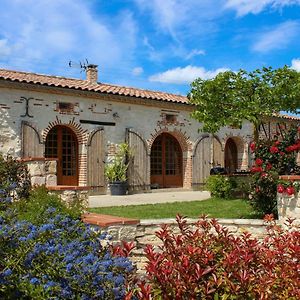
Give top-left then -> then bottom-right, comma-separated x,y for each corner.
88,189 -> 211,208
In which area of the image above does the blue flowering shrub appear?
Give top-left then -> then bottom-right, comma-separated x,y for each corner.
0,208 -> 134,299
0,155 -> 136,299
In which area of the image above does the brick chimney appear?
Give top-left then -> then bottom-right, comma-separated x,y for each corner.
86,64 -> 98,83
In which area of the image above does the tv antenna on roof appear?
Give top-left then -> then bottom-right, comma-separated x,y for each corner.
68,59 -> 89,72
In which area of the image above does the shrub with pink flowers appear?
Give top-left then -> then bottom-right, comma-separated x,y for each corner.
250,126 -> 300,216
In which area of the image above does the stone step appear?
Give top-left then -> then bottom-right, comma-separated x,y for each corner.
82,212 -> 140,227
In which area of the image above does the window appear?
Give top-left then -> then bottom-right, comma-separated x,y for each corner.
165,114 -> 177,124
57,102 -> 74,113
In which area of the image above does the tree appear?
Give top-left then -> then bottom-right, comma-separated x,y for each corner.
188,66 -> 300,140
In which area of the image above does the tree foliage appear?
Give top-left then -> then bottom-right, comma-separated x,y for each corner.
188,66 -> 300,135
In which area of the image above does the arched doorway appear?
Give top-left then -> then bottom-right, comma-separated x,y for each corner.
45,126 -> 78,186
150,133 -> 183,188
224,138 -> 238,174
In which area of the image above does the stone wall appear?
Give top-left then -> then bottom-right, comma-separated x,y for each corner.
98,218 -> 268,273
0,82 -> 254,190
23,158 -> 57,186
278,193 -> 300,222
21,158 -> 90,207
49,188 -> 89,209
277,176 -> 300,224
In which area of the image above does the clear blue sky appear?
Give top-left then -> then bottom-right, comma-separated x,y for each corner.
0,0 -> 300,95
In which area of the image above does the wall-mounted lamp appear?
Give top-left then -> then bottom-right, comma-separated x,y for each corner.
112,112 -> 120,118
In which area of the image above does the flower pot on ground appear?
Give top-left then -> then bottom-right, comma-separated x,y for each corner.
109,181 -> 128,196
104,143 -> 131,196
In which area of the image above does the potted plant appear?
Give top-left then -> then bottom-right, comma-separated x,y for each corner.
104,143 -> 131,195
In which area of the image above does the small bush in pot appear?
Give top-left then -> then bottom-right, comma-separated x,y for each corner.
104,143 -> 132,195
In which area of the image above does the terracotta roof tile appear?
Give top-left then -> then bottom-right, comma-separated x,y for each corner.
0,68 -> 188,104
272,113 -> 300,121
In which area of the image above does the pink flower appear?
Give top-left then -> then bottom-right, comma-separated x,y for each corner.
286,186 -> 295,196
286,144 -> 298,152
270,146 -> 279,154
255,158 -> 263,166
266,163 -> 272,170
277,184 -> 285,194
250,166 -> 263,173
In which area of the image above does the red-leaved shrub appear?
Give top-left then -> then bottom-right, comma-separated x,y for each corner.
139,215 -> 300,300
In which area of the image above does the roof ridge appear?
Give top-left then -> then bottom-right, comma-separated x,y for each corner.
99,82 -> 186,98
0,68 -> 83,82
0,68 -> 187,98
277,113 -> 300,120
0,68 -> 189,104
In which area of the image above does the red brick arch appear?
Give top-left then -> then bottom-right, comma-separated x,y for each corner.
148,128 -> 192,152
224,135 -> 246,171
42,117 -> 88,144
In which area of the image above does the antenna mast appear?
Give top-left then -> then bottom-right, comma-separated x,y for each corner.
68,59 -> 89,73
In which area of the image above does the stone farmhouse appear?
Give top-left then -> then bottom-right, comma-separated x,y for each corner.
0,65 -> 297,194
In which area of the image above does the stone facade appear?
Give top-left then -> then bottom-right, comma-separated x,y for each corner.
23,158 -> 57,186
277,176 -> 300,224
278,193 -> 300,222
0,67 -> 297,193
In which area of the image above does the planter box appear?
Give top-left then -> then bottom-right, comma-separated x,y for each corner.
109,181 -> 127,196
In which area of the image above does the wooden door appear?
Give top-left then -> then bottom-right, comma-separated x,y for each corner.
225,138 -> 238,173
192,135 -> 211,188
22,121 -> 43,158
87,128 -> 105,194
151,133 -> 182,188
213,137 -> 223,166
126,128 -> 150,192
45,126 -> 78,186
193,135 -> 224,188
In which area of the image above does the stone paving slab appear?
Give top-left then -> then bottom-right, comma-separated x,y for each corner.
88,190 -> 211,208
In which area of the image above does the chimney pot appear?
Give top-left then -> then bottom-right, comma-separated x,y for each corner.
86,64 -> 98,83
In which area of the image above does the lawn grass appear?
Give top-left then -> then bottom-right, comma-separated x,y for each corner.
89,197 -> 261,219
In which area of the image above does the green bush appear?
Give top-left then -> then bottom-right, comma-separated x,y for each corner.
0,154 -> 31,200
250,171 -> 279,217
205,175 -> 236,198
13,186 -> 83,224
230,175 -> 253,199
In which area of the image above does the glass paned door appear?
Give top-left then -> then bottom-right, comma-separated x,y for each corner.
45,126 -> 78,185
150,133 -> 182,188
